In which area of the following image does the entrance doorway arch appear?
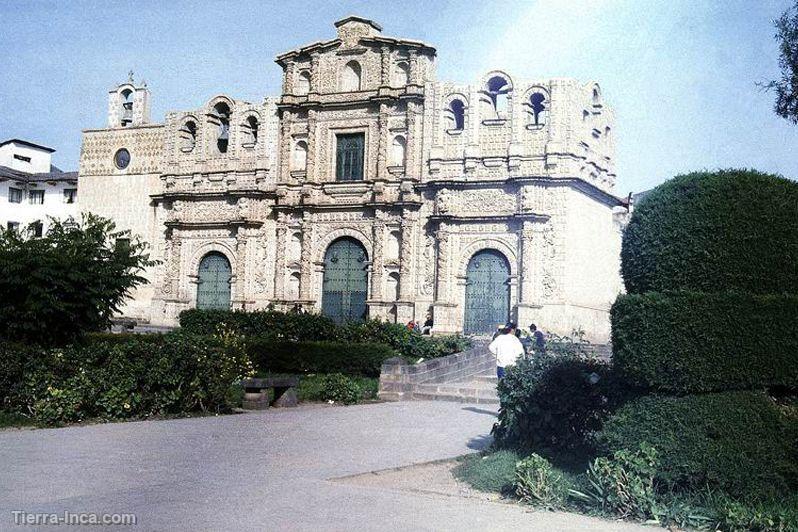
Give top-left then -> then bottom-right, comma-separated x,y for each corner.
196,252 -> 232,309
463,249 -> 511,334
321,237 -> 369,324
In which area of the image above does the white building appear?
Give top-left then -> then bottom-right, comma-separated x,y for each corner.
0,139 -> 79,236
79,17 -> 627,341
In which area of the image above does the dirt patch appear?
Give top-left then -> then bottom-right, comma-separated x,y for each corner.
334,456 -> 505,503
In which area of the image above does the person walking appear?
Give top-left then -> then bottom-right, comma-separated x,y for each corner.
529,323 -> 546,355
489,322 -> 525,379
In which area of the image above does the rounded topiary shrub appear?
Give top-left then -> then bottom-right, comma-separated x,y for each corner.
621,169 -> 798,295
595,391 -> 798,499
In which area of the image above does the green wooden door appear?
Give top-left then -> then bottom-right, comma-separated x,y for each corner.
464,249 -> 511,334
322,238 -> 368,324
196,252 -> 231,310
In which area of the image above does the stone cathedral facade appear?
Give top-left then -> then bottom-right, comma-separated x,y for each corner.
78,16 -> 626,340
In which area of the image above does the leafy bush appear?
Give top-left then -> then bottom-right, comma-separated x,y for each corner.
0,214 -> 155,347
1,332 -> 253,426
569,444 -> 660,520
295,374 -> 377,403
180,310 -> 471,361
317,373 -> 364,405
452,450 -> 519,493
514,454 -> 570,508
247,339 -> 396,378
710,493 -> 798,532
596,391 -> 798,499
492,355 -> 628,462
612,292 -> 798,393
621,169 -> 798,295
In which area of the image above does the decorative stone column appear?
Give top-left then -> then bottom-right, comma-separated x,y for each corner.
279,110 -> 293,182
377,103 -> 390,179
306,109 -> 317,182
233,228 -> 250,308
283,60 -> 296,95
408,50 -> 419,85
406,101 -> 421,179
273,217 -> 288,301
299,214 -> 314,300
309,53 -> 320,94
395,214 -> 417,325
516,220 -> 545,328
432,222 -> 458,334
434,222 -> 450,301
370,217 -> 386,301
380,45 -> 391,86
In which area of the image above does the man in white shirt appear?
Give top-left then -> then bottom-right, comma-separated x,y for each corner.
489,322 -> 526,379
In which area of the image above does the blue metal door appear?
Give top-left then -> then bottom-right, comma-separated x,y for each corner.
464,249 -> 511,334
322,238 -> 368,324
196,252 -> 231,310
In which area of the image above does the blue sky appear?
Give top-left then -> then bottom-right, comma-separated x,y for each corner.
1,0 -> 795,193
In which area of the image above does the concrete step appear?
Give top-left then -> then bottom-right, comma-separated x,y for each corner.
412,391 -> 499,405
412,382 -> 499,405
472,374 -> 498,384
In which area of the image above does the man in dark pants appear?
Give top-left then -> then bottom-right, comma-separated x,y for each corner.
529,324 -> 546,355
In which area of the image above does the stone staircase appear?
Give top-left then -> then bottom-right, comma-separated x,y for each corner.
411,369 -> 499,404
378,338 -> 499,405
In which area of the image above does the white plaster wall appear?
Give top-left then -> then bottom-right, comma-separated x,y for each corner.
0,180 -> 78,233
0,143 -> 52,173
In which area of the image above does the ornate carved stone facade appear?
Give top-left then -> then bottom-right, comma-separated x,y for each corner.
78,16 -> 625,341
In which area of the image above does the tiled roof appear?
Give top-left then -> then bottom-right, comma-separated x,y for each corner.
0,138 -> 56,152
0,165 -> 78,184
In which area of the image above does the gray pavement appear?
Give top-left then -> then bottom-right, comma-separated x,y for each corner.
0,401 -> 650,531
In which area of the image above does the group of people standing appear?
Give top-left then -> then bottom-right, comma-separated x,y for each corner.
489,323 -> 545,379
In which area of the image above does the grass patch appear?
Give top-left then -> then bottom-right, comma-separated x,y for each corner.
0,410 -> 32,428
452,450 -> 519,494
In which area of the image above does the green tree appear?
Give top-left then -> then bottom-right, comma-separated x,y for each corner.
765,2 -> 798,123
0,214 -> 155,346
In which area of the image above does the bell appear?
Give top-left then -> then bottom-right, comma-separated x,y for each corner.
218,124 -> 229,140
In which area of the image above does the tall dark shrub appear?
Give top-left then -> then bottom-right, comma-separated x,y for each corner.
621,169 -> 798,295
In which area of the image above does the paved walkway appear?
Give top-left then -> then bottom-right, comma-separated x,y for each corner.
0,401 -> 650,531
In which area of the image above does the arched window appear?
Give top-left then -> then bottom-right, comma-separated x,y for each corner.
485,76 -> 511,118
179,120 -> 197,152
392,61 -> 410,87
120,89 -> 133,127
242,116 -> 258,148
445,98 -> 466,131
292,140 -> 308,171
297,70 -> 311,95
391,135 -> 406,167
342,61 -> 362,92
526,92 -> 548,128
212,102 -> 231,154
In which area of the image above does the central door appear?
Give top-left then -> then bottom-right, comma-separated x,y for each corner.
322,237 -> 368,324
464,249 -> 511,334
196,252 -> 232,310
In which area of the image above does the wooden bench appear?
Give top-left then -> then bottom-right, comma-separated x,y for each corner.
241,376 -> 300,410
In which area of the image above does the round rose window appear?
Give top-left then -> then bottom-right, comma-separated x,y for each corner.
114,148 -> 131,169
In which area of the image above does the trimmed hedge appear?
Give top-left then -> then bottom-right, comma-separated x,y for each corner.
179,309 -> 338,341
179,309 -> 471,361
1,332 -> 252,426
247,338 -> 397,378
596,391 -> 798,499
611,292 -> 798,393
621,169 -> 798,295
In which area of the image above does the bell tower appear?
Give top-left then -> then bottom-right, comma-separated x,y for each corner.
107,71 -> 151,128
